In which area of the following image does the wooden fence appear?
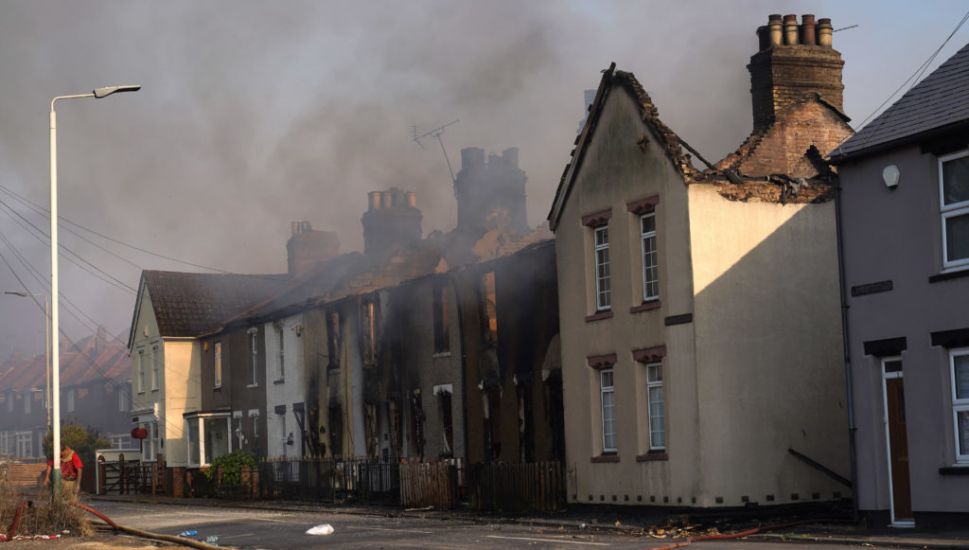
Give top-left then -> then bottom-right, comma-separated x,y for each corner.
399,462 -> 458,509
468,461 -> 565,514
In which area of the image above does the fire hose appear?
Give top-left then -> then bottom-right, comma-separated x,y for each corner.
71,502 -> 225,550
650,519 -> 839,550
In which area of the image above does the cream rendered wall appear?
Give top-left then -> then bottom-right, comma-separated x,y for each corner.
687,184 -> 849,506
556,88 -> 699,505
161,340 -> 201,467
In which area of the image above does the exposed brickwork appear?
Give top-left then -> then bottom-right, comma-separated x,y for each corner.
749,45 -> 844,132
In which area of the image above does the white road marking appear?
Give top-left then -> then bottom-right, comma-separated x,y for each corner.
344,525 -> 434,534
486,535 -> 610,546
217,533 -> 255,539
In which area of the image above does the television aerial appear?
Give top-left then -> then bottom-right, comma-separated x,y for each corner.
413,119 -> 460,182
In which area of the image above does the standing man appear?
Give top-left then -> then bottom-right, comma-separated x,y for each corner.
44,446 -> 83,498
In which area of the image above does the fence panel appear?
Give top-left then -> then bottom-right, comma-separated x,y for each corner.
257,458 -> 399,505
399,462 -> 458,509
469,461 -> 565,514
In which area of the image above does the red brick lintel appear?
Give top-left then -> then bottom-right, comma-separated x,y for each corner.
632,345 -> 667,363
627,194 -> 660,215
636,451 -> 669,462
581,208 -> 612,227
586,353 -> 618,370
591,454 -> 620,463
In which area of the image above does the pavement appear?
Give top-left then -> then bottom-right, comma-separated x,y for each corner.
83,494 -> 969,549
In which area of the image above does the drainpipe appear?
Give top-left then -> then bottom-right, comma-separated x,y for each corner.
835,178 -> 860,523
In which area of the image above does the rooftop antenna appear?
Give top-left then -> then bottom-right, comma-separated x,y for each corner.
413,119 -> 460,182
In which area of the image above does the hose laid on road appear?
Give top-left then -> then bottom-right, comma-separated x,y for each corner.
650,519 -> 836,550
72,502 -> 226,550
1,500 -> 29,541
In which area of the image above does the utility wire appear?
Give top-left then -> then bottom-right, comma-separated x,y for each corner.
0,197 -> 135,293
0,182 -> 229,274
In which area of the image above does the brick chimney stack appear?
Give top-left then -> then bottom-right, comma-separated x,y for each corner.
287,221 -> 340,277
361,188 -> 422,256
748,14 -> 844,132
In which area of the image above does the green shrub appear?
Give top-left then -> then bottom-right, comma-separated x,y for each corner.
204,450 -> 256,486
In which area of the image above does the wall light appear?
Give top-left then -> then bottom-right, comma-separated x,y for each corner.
882,164 -> 900,189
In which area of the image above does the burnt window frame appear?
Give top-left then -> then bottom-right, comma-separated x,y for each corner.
432,281 -> 450,354
479,270 -> 498,347
326,310 -> 342,372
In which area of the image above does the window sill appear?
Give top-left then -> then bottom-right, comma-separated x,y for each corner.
591,453 -> 619,463
246,384 -> 259,389
213,386 -> 222,392
939,465 -> 969,475
432,351 -> 452,359
637,451 -> 668,462
151,389 -> 159,393
273,379 -> 285,385
929,267 -> 969,283
585,310 -> 614,323
630,300 -> 661,314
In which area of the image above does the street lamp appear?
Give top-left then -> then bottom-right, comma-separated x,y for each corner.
49,84 -> 140,493
3,291 -> 50,430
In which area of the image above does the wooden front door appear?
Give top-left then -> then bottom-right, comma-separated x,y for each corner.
885,377 -> 912,520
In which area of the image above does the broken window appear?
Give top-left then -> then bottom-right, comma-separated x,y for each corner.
600,369 -> 616,453
594,226 -> 611,311
328,404 -> 343,458
362,298 -> 377,365
433,282 -> 450,354
641,213 -> 659,302
941,151 -> 969,268
327,311 -> 341,371
435,385 -> 454,457
479,271 -> 498,346
646,363 -> 665,450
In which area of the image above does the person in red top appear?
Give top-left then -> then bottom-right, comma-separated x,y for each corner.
44,446 -> 84,498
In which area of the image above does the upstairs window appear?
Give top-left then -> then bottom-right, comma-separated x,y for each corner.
594,226 -> 611,311
641,214 -> 659,301
214,342 -> 223,388
118,387 -> 128,412
362,299 -> 377,365
24,393 -> 31,415
248,327 -> 259,387
275,323 -> 285,381
941,151 -> 969,269
433,282 -> 450,354
151,345 -> 160,391
480,271 -> 498,346
327,311 -> 341,371
137,349 -> 145,394
646,363 -> 665,450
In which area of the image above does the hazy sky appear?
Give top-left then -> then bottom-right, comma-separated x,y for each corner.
0,1 -> 965,355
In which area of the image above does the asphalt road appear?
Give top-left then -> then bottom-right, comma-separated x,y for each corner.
87,501 -> 882,550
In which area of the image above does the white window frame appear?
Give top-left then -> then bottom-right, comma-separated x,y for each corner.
880,356 -> 912,527
646,362 -> 665,451
24,392 -> 31,415
248,409 -> 260,439
276,323 -> 286,381
940,150 -> 969,270
136,349 -> 145,394
118,387 -> 128,412
247,327 -> 259,387
640,213 -> 659,302
214,341 -> 223,389
14,431 -> 32,458
185,412 -> 232,467
950,347 -> 969,464
600,369 -> 616,453
593,226 -> 611,311
150,345 -> 160,391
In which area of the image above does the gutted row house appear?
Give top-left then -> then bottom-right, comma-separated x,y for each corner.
549,15 -> 852,508
831,42 -> 969,527
0,329 -> 132,459
130,148 -> 565,484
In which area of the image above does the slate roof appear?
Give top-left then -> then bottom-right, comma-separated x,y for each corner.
0,331 -> 130,392
136,270 -> 290,340
832,41 -> 969,161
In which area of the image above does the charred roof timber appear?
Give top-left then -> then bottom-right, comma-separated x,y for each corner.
361,188 -> 422,257
749,14 -> 844,131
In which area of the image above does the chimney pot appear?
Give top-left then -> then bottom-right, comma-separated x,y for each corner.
381,191 -> 393,209
817,18 -> 833,47
783,14 -> 799,45
801,14 -> 817,45
756,25 -> 769,51
369,191 -> 382,210
406,192 -> 417,208
460,147 -> 485,170
768,14 -> 783,46
502,147 -> 519,168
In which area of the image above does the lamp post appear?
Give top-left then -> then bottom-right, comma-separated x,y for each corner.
3,291 -> 50,430
49,85 -> 140,493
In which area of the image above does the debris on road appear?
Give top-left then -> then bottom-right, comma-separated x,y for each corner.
306,524 -> 335,536
204,535 -> 220,544
179,530 -> 199,537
